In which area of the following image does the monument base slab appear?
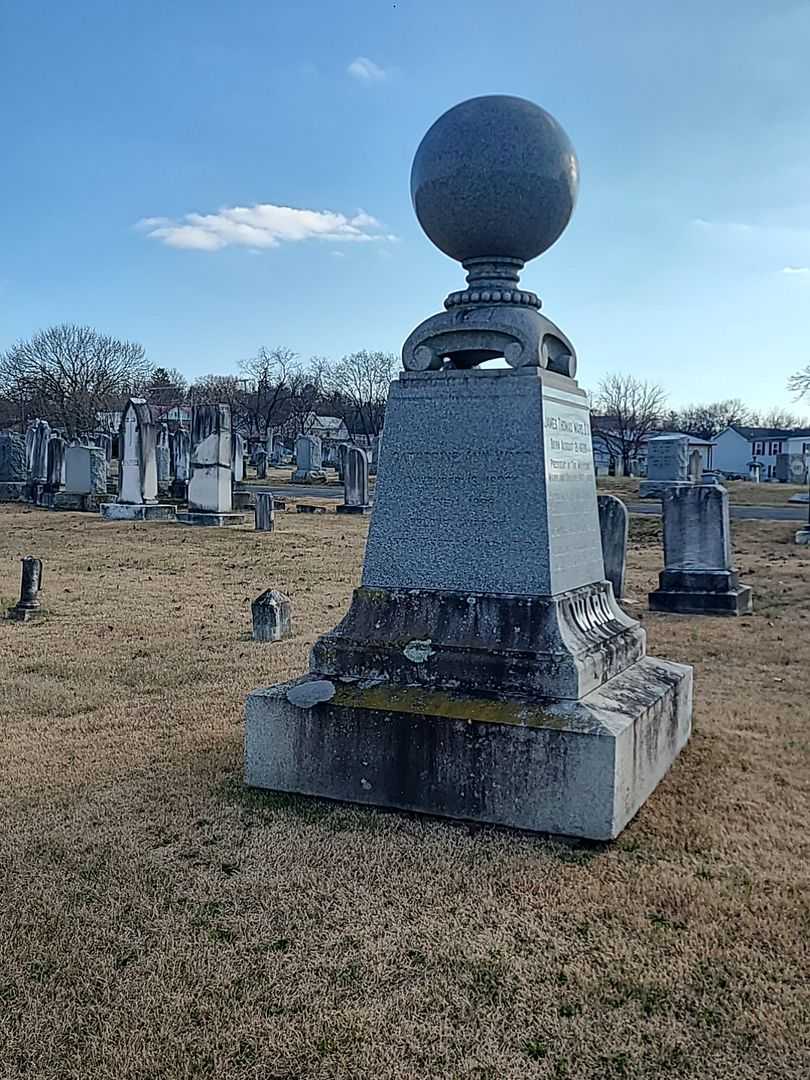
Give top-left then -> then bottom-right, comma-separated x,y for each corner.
0,482 -> 28,503
51,492 -> 100,512
177,510 -> 246,527
649,568 -> 752,615
245,657 -> 692,841
290,471 -> 328,484
101,503 -> 177,522
336,504 -> 373,515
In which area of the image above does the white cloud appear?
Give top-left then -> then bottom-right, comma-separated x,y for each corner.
137,203 -> 396,252
347,56 -> 387,82
783,266 -> 810,275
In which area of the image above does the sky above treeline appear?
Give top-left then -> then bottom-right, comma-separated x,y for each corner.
1,1 -> 808,409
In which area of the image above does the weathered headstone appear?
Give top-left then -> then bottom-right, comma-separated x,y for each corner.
337,445 -> 371,514
46,435 -> 66,493
232,433 -> 245,483
245,94 -> 692,841
251,589 -> 292,642
597,494 -> 628,600
649,485 -> 752,615
254,491 -> 274,531
749,461 -> 762,483
775,453 -> 807,484
178,405 -> 244,526
688,449 -> 703,483
29,419 -> 50,487
170,428 -> 191,499
0,433 -> 27,482
254,448 -> 268,479
0,432 -> 27,501
369,435 -> 382,476
156,424 -> 171,484
6,556 -> 45,622
336,442 -> 347,480
94,432 -> 113,462
291,435 -> 326,483
101,398 -> 175,521
639,436 -> 689,498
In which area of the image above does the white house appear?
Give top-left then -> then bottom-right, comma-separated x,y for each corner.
303,413 -> 350,443
712,425 -> 794,479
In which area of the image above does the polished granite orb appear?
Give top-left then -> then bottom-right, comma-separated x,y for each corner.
411,95 -> 579,265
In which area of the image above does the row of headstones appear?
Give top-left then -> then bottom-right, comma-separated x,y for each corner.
0,422 -> 107,503
599,482 -> 752,615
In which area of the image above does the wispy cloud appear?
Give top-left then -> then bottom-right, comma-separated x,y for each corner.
137,203 -> 396,252
783,265 -> 810,275
347,56 -> 387,82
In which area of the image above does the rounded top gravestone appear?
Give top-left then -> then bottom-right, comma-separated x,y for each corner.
410,95 -> 579,266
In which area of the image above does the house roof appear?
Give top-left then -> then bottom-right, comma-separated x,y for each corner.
729,424 -> 793,441
307,414 -> 346,430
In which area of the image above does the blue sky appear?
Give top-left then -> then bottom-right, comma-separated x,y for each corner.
1,0 -> 808,408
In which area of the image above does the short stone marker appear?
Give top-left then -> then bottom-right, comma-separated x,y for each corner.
649,485 -> 753,615
255,492 -> 274,531
597,494 -> 628,600
291,434 -> 326,483
337,445 -> 371,514
232,432 -> 246,483
245,94 -> 692,841
45,435 -> 66,500
639,435 -> 690,498
251,589 -> 292,642
254,448 -> 268,479
178,404 -> 245,526
6,556 -> 45,622
101,398 -> 176,521
170,428 -> 190,500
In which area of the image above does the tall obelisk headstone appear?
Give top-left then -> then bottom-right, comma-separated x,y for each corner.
245,95 -> 693,840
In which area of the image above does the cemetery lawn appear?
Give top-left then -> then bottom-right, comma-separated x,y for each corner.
1,504 -> 808,1080
597,476 -> 808,506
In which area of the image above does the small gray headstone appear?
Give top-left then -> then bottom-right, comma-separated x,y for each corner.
688,450 -> 703,483
254,448 -> 268,479
63,445 -> 94,494
255,492 -> 274,531
252,588 -> 292,641
597,494 -> 628,600
343,445 -> 370,509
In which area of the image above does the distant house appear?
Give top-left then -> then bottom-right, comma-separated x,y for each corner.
713,425 -> 794,479
590,419 -> 713,476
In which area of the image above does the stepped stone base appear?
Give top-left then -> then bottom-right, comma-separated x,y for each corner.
101,503 -> 177,522
245,657 -> 692,841
649,568 -> 753,616
51,492 -> 100,512
0,482 -> 28,502
177,510 -> 245,527
290,471 -> 327,484
336,504 -> 372,515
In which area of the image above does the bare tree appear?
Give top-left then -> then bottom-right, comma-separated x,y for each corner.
592,374 -> 668,475
0,324 -> 151,437
327,350 -> 396,440
238,346 -> 297,442
284,356 -> 332,438
751,406 -> 810,429
667,399 -> 754,441
188,374 -> 244,411
788,366 -> 810,402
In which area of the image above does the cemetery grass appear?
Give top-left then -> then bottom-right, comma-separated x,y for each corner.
597,476 -> 808,506
1,505 -> 808,1080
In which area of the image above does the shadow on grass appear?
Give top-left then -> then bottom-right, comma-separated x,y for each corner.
217,772 -> 612,860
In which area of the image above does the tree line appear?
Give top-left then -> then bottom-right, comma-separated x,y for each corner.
0,324 -> 395,442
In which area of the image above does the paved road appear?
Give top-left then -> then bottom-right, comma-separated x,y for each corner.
627,501 -> 808,522
254,484 -> 809,522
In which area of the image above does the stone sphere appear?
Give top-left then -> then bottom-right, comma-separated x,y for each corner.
410,95 -> 579,265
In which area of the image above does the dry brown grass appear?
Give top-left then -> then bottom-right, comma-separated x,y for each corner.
1,504 -> 808,1080
597,476 -> 808,506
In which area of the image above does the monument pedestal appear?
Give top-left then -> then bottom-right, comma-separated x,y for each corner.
246,659 -> 691,841
649,569 -> 753,615
177,510 -> 245,527
101,502 -> 177,522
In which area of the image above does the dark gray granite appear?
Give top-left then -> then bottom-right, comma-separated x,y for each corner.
0,433 -> 26,482
597,494 -> 628,600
